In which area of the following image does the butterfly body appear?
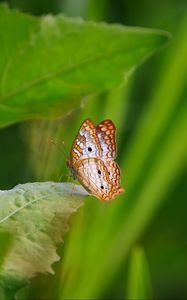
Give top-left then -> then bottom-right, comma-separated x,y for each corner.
68,119 -> 124,201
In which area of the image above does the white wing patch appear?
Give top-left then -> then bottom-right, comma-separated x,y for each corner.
75,158 -> 112,198
71,119 -> 102,163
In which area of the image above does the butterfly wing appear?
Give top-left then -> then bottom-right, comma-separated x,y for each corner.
96,119 -> 116,160
68,118 -> 124,201
75,158 -> 124,201
105,160 -> 125,191
69,119 -> 102,165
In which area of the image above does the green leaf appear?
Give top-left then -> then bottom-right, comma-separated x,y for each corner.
0,182 -> 88,298
0,232 -> 12,270
126,246 -> 152,299
0,4 -> 170,128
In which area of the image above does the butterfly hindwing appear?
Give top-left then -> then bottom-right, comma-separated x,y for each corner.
105,160 -> 124,194
75,158 -> 122,201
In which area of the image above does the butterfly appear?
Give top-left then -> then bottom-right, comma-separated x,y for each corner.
67,119 -> 125,201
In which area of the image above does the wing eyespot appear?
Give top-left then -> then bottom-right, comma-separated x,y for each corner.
88,147 -> 92,152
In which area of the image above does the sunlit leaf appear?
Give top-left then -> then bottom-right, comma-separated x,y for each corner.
0,4 -> 169,127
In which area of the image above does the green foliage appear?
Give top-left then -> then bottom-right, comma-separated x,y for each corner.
127,246 -> 152,299
0,232 -> 12,270
0,4 -> 169,127
0,1 -> 186,300
0,182 -> 87,298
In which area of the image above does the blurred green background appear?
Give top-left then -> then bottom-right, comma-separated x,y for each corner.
0,0 -> 187,299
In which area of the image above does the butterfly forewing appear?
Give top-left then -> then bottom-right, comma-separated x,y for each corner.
96,120 -> 116,160
70,119 -> 102,164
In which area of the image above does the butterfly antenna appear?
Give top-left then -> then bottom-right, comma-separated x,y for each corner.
60,140 -> 69,157
49,138 -> 67,158
49,138 -> 71,182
